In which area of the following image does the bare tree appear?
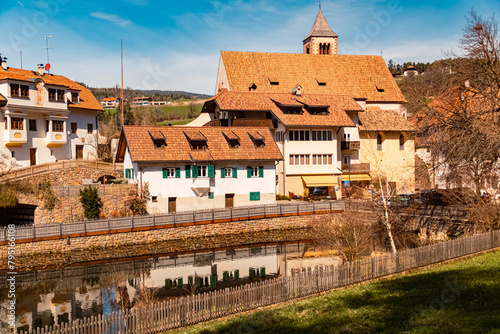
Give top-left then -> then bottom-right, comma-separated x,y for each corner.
313,213 -> 374,262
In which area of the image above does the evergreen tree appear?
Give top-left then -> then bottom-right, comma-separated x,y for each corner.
80,186 -> 102,219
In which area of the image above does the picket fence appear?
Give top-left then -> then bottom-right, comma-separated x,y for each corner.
19,229 -> 500,334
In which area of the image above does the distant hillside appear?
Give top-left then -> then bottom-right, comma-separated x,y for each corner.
86,86 -> 212,102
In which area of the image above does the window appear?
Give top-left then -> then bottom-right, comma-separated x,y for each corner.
29,119 -> 37,131
312,130 -> 333,141
208,192 -> 214,199
190,140 -> 207,150
377,134 -> 383,151
312,154 -> 333,165
87,124 -> 93,134
308,107 -> 329,115
48,89 -> 65,102
20,85 -> 29,98
289,130 -> 310,141
282,106 -> 302,115
11,118 -> 23,130
11,151 -> 15,158
250,192 -> 260,201
162,167 -> 176,178
71,122 -> 77,134
248,166 -> 263,178
221,167 -> 237,178
10,84 -> 19,96
275,131 -> 284,142
152,196 -> 158,203
153,139 -> 166,148
228,139 -> 240,148
71,92 -> 79,103
399,134 -> 405,151
52,120 -> 64,132
125,168 -> 134,179
253,139 -> 265,148
48,89 -> 56,101
198,165 -> 207,177
289,154 -> 310,165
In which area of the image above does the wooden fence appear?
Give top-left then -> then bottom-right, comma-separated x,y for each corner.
19,230 -> 500,334
0,160 -> 123,182
0,201 -> 343,244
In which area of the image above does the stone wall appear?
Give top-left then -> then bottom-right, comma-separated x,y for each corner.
12,166 -> 131,224
0,214 -> 328,270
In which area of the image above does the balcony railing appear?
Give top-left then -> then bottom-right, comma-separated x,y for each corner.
341,141 -> 360,151
341,163 -> 370,173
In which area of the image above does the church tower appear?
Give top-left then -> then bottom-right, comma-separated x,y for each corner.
303,4 -> 338,55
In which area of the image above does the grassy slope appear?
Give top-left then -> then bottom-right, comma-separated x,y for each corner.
169,251 -> 500,334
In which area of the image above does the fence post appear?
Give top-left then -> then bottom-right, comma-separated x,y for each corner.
230,207 -> 233,221
212,209 -> 215,223
173,212 -> 176,227
33,225 -> 36,239
59,223 -> 62,237
193,211 -> 196,223
84,220 -> 87,235
153,214 -> 156,228
248,207 -> 250,219
131,216 -> 134,229
108,218 -> 110,231
330,201 -> 332,213
297,203 -> 299,216
313,202 -> 315,214
280,204 -> 282,216
264,205 -> 266,218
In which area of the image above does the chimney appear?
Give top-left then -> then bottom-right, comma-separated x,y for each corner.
0,55 -> 6,70
37,64 -> 44,75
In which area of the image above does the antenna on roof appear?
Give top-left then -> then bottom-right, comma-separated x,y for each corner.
319,0 -> 321,9
44,35 -> 53,74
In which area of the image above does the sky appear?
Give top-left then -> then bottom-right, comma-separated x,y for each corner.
1,0 -> 499,95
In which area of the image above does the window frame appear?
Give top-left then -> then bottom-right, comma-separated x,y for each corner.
11,117 -> 23,130
377,134 -> 383,151
87,123 -> 93,134
71,122 -> 77,134
52,120 -> 64,132
399,134 -> 405,151
29,119 -> 37,132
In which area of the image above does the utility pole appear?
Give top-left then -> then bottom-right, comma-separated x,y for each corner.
45,35 -> 53,73
121,39 -> 124,128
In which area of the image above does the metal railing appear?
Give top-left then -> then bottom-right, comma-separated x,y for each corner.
0,201 -> 344,243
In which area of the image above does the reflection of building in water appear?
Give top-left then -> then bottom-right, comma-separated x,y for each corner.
5,242 -> 324,332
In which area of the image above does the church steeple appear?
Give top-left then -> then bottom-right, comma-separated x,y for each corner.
303,5 -> 338,55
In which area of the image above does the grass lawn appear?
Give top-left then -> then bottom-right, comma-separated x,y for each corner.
157,118 -> 195,126
168,251 -> 500,334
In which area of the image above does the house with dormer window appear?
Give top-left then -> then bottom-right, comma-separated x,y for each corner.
115,126 -> 283,213
0,58 -> 103,168
190,5 -> 415,196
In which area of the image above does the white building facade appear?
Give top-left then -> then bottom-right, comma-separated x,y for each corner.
116,126 -> 283,213
0,61 -> 103,168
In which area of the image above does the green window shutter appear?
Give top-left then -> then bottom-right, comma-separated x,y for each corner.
131,169 -> 134,179
259,166 -> 264,178
247,166 -> 252,178
162,168 -> 168,178
125,169 -> 130,179
221,168 -> 226,179
208,164 -> 215,178
208,192 -> 214,199
185,165 -> 191,178
250,192 -> 260,201
175,168 -> 180,178
192,165 -> 198,178
232,168 -> 237,178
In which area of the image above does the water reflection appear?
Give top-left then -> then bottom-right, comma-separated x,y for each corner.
1,241 -> 340,333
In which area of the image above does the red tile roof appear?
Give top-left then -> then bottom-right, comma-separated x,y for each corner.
204,91 -> 357,127
358,109 -> 415,132
102,97 -> 119,102
0,66 -> 103,112
220,51 -> 406,103
116,126 -> 283,163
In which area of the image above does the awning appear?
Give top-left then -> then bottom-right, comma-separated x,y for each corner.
302,175 -> 337,187
341,174 -> 372,182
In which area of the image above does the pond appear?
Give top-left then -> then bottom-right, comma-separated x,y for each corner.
1,240 -> 340,333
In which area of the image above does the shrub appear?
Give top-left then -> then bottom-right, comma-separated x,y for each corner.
129,183 -> 150,216
0,185 -> 18,208
80,186 -> 102,219
38,181 -> 58,210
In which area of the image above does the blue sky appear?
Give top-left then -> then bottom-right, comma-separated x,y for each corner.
1,0 -> 499,95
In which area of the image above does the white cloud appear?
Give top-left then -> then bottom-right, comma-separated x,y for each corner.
90,12 -> 133,27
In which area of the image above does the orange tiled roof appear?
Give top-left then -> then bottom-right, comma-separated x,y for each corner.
205,90 -> 357,127
102,97 -> 119,102
117,126 -> 283,163
358,109 -> 415,132
220,51 -> 406,103
0,66 -> 103,112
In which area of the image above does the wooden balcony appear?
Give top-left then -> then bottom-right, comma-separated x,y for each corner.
341,141 -> 360,151
341,163 -> 370,174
